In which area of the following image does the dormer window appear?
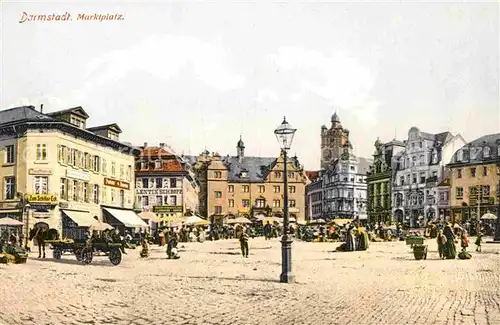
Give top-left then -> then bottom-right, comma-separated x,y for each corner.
155,160 -> 162,169
240,171 -> 248,178
457,150 -> 463,162
108,131 -> 119,141
141,161 -> 148,170
484,146 -> 491,158
70,117 -> 85,129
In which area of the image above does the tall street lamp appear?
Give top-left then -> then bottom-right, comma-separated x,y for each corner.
494,164 -> 500,241
274,116 -> 297,283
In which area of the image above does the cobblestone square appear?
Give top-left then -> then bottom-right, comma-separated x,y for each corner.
1,238 -> 500,325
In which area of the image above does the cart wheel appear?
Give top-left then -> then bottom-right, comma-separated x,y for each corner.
74,249 -> 82,261
53,248 -> 62,260
80,247 -> 93,265
109,248 -> 122,266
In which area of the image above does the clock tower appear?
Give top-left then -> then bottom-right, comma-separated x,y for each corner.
320,111 -> 350,169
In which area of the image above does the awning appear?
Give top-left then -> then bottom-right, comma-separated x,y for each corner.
62,210 -> 94,227
103,208 -> 149,228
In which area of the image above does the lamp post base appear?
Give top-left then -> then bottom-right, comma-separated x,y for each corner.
280,236 -> 295,283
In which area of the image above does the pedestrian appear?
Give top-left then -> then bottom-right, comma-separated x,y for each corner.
437,229 -> 446,259
460,230 -> 469,253
239,228 -> 249,258
475,231 -> 483,252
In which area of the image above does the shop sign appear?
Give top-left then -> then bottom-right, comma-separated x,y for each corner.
66,169 -> 91,182
27,194 -> 57,204
104,178 -> 130,190
153,205 -> 183,213
136,188 -> 182,195
469,197 -> 494,206
29,168 -> 53,175
32,212 -> 51,219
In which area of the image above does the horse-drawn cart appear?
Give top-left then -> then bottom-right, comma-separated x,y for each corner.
45,239 -> 86,261
80,240 -> 123,266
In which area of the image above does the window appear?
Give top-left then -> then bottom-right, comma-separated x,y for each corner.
111,162 -> 116,176
141,161 -> 147,170
412,174 -> 417,184
156,178 -> 162,189
256,199 -> 265,208
419,141 -> 422,148
4,177 -> 15,200
215,191 -> 222,198
169,196 -> 177,205
101,188 -> 107,203
102,159 -> 107,174
228,199 -> 234,207
34,176 -> 48,194
258,185 -> 265,193
5,145 -> 14,164
36,144 -> 47,161
400,176 -> 405,185
411,143 -> 415,148
273,186 -> 280,193
141,196 -> 149,207
273,200 -> 281,208
60,178 -> 67,200
484,147 -> 491,158
289,172 -> 295,178
69,148 -> 77,166
93,185 -> 99,204
412,156 -> 416,166
142,178 -> 149,188
289,199 -> 296,207
228,185 -> 234,193
419,173 -> 426,183
111,189 -> 116,203
83,153 -> 89,169
483,185 -> 491,196
215,206 -> 222,214
155,195 -> 162,206
120,190 -> 125,207
419,155 -> 425,165
456,187 -> 463,199
289,186 -> 296,193
275,171 -> 281,178
470,167 -> 476,177
214,171 -> 222,178
93,156 -> 100,172
73,180 -> 78,201
127,165 -> 132,181
155,160 -> 162,169
350,166 -> 355,171
170,178 -> 177,188
242,199 -> 249,207
242,185 -> 249,193
83,183 -> 89,202
119,164 -> 124,179
457,169 -> 462,178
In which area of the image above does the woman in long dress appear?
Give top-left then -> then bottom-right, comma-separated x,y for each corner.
344,224 -> 356,251
443,223 -> 456,259
356,227 -> 370,251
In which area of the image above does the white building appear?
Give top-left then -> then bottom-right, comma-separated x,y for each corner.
391,127 -> 466,227
322,142 -> 372,220
135,144 -> 199,221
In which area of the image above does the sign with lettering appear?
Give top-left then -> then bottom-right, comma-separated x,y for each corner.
153,205 -> 183,213
136,188 -> 182,195
27,194 -> 57,204
469,197 -> 494,206
66,169 -> 90,182
32,212 -> 51,218
29,168 -> 53,175
104,178 -> 130,190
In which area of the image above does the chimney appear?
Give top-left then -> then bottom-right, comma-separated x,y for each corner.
40,104 -> 44,113
143,142 -> 148,148
159,143 -> 165,147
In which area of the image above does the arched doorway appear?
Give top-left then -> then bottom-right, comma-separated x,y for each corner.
394,209 -> 404,224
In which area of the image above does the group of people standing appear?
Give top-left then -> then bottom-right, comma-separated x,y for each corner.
340,223 -> 370,252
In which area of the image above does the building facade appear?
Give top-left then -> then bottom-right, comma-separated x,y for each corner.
186,138 -> 309,222
134,143 -> 199,219
0,105 -> 140,240
322,142 -> 372,220
447,133 -> 500,222
391,127 -> 466,227
437,178 -> 451,220
366,138 -> 405,224
305,171 -> 322,221
320,112 -> 350,169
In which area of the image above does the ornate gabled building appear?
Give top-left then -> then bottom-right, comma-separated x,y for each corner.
185,137 -> 309,223
320,112 -> 350,169
305,170 -> 322,221
392,127 -> 467,227
322,141 -> 372,220
366,138 -> 405,224
0,105 -> 142,240
447,133 -> 500,223
134,143 -> 200,220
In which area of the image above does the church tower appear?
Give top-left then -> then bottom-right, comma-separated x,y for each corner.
320,111 -> 350,169
236,136 -> 245,163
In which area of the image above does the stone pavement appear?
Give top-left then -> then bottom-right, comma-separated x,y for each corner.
1,237 -> 500,325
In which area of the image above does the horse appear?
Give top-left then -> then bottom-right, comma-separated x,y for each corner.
29,227 -> 48,258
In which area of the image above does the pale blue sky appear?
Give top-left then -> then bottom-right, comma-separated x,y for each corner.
1,1 -> 499,170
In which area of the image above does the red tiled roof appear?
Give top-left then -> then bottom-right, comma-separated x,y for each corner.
139,147 -> 174,158
305,170 -> 320,181
135,158 -> 185,173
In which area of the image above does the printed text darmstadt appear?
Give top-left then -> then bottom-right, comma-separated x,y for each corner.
19,12 -> 124,23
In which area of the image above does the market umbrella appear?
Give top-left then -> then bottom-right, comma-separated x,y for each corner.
481,212 -> 497,220
138,211 -> 160,223
227,217 -> 252,224
185,215 -> 208,225
0,217 -> 23,226
89,220 -> 114,232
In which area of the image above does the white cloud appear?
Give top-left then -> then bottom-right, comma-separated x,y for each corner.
78,34 -> 245,98
255,88 -> 279,102
9,95 -> 69,110
269,46 -> 375,109
349,101 -> 381,126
